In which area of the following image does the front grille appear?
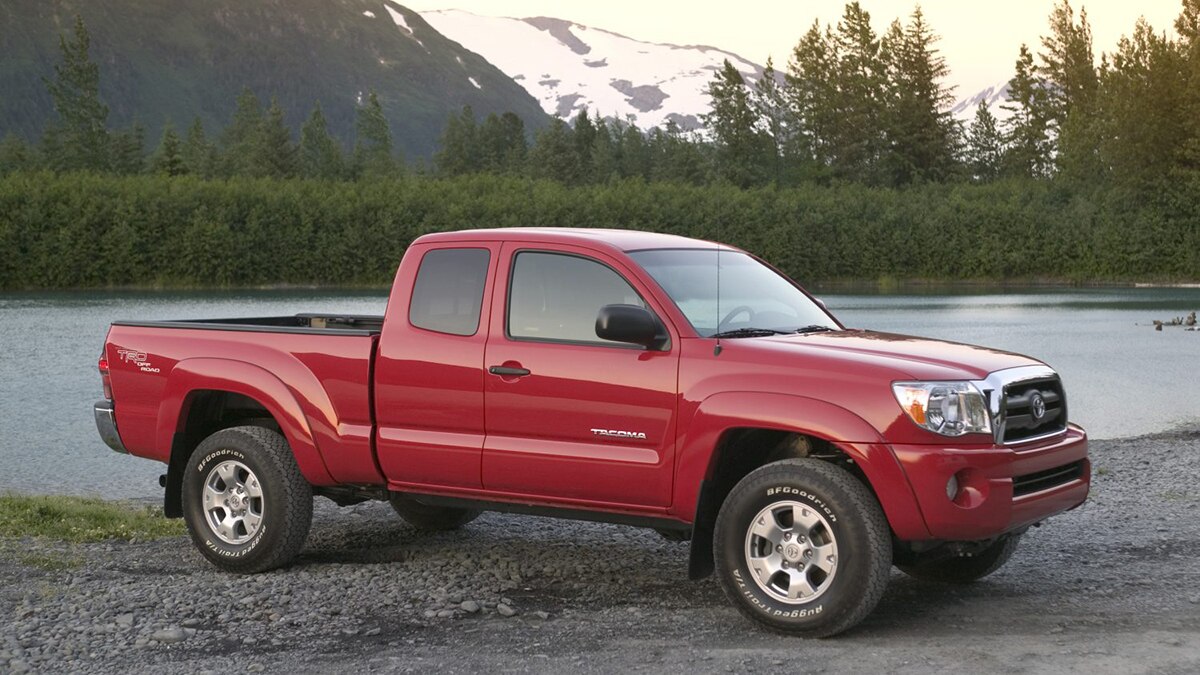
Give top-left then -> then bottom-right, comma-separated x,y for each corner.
1001,376 -> 1067,443
1013,460 -> 1085,497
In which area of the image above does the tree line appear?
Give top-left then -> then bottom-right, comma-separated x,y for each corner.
2,172 -> 1195,289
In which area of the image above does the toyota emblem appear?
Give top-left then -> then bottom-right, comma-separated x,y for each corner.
1030,392 -> 1047,421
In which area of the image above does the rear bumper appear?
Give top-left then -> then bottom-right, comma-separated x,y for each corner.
94,399 -> 128,454
889,424 -> 1089,541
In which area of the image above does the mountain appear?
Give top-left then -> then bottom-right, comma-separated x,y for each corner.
0,0 -> 548,157
950,80 -> 1014,124
419,10 -> 766,131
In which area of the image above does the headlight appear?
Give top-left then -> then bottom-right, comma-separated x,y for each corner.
892,381 -> 992,437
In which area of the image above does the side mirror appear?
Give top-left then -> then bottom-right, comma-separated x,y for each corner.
596,304 -> 665,349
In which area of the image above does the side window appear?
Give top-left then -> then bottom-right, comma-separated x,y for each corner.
508,251 -> 646,344
409,248 -> 490,336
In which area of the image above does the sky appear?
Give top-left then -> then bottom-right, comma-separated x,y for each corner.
401,0 -> 1185,96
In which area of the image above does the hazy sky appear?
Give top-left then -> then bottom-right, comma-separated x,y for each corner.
402,0 -> 1185,96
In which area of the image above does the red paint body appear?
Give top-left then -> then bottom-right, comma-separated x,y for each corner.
102,228 -> 1089,542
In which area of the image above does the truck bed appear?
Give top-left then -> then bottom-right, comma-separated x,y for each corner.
103,314 -> 382,486
112,313 -> 384,336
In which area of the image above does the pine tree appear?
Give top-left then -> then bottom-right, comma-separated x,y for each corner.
590,114 -> 619,182
43,15 -> 110,172
1096,19 -> 1189,186
703,59 -> 765,187
1003,45 -> 1054,178
751,57 -> 788,183
354,91 -> 397,178
221,88 -> 265,176
1174,0 -> 1200,169
829,2 -> 888,184
1038,0 -> 1100,177
258,98 -> 297,178
151,123 -> 187,176
497,112 -> 528,172
572,108 -> 597,182
784,21 -> 838,180
435,105 -> 477,177
648,120 -> 707,184
965,102 -> 1004,181
883,7 -> 959,184
527,118 -> 577,182
477,112 -> 528,174
617,121 -> 652,180
109,122 -> 145,174
183,117 -> 217,177
299,102 -> 344,180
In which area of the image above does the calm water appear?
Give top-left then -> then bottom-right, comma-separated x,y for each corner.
1,287 -> 1197,498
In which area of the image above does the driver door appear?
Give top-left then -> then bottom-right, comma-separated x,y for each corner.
482,243 -> 680,508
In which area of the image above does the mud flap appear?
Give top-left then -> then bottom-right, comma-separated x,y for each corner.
688,479 -> 719,580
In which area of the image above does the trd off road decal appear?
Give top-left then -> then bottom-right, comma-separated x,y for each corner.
117,349 -> 159,373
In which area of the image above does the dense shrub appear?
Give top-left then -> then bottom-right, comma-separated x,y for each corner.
0,171 -> 1196,290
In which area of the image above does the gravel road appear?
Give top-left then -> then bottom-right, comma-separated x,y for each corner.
3,431 -> 1199,674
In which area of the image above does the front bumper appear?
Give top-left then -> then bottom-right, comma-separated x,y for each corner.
94,399 -> 128,454
889,424 -> 1089,541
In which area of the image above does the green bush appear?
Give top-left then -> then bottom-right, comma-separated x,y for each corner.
0,171 -> 1196,290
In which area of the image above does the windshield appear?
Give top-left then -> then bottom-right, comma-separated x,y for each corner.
629,249 -> 839,338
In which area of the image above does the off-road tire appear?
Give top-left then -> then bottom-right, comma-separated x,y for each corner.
897,535 -> 1021,584
713,458 -> 892,637
181,426 -> 313,573
389,493 -> 480,531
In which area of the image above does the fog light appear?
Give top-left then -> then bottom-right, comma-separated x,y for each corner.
946,474 -> 960,501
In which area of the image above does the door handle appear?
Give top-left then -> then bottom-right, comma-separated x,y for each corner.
489,365 -> 531,377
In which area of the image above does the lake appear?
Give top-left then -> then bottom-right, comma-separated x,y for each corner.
1,287 -> 1197,499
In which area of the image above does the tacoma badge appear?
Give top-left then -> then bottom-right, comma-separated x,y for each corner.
591,428 -> 647,440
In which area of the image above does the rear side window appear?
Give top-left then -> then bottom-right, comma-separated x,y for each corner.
507,251 -> 645,344
409,248 -> 490,336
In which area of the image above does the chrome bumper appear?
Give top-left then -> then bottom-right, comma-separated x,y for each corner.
94,400 -> 128,454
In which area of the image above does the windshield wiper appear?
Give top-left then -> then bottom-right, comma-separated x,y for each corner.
792,325 -> 837,335
711,327 -> 792,339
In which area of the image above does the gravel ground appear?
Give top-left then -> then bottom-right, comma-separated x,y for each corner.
3,431 -> 1199,674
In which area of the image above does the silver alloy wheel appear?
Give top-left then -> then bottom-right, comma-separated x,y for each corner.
744,499 -> 839,604
202,459 -> 264,545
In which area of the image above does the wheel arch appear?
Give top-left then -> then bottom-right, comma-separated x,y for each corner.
676,391 -> 927,579
157,358 -> 333,517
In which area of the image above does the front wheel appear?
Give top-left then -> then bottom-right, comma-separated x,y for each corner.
181,426 -> 313,573
713,459 -> 892,637
897,535 -> 1021,584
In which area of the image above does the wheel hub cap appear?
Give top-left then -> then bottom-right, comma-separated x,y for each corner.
744,499 -> 839,605
202,459 -> 264,545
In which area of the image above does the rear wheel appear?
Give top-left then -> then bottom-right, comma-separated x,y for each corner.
897,535 -> 1021,584
389,493 -> 480,531
713,458 -> 891,637
181,426 -> 313,573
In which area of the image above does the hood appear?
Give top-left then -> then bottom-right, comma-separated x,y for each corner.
753,330 -> 1042,381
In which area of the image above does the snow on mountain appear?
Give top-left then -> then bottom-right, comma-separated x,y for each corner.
418,9 -> 765,131
950,79 -> 1014,125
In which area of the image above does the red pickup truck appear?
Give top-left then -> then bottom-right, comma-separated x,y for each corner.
95,228 -> 1089,636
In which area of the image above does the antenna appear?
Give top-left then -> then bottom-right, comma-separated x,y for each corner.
714,237 -> 722,356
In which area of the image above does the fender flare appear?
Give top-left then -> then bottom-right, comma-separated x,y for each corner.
156,358 -> 335,487
675,391 -> 928,578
